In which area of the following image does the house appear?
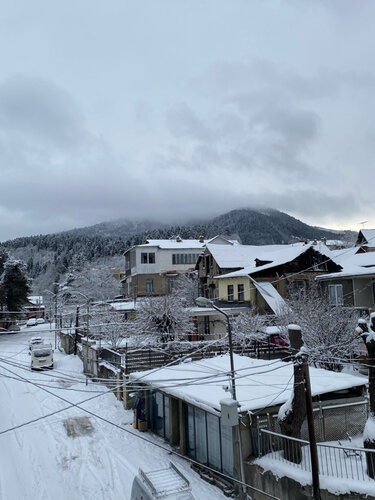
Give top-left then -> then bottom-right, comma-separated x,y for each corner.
123,237 -> 205,298
213,241 -> 340,314
196,238 -> 289,300
316,249 -> 375,310
355,229 -> 375,252
24,295 -> 45,319
126,354 -> 366,488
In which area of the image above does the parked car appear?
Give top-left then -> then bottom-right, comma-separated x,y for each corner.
269,333 -> 289,347
26,318 -> 38,327
36,318 -> 45,324
29,337 -> 43,352
31,344 -> 53,370
131,463 -> 195,500
7,325 -> 21,333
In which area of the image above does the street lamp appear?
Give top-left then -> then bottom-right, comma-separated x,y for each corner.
69,291 -> 92,365
44,289 -> 59,348
195,296 -> 246,499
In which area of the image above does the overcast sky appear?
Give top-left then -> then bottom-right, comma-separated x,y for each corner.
0,0 -> 374,240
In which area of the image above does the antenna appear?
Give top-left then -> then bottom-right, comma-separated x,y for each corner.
359,220 -> 369,229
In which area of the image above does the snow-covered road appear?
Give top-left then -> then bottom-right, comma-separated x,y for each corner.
0,325 -> 227,500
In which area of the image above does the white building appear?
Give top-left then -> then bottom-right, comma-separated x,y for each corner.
123,236 -> 205,298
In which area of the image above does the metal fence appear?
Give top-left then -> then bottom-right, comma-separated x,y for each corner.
256,400 -> 368,444
121,340 -> 289,374
258,428 -> 375,483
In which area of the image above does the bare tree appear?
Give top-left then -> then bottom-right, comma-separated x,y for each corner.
281,281 -> 358,371
131,291 -> 193,343
231,311 -> 267,345
90,307 -> 127,349
175,272 -> 198,306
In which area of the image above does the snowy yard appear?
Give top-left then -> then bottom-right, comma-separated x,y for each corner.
0,324 -> 227,500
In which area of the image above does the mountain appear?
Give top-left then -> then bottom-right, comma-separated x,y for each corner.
0,208 -> 355,293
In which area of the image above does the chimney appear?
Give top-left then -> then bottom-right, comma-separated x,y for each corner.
321,237 -> 327,245
199,235 -> 205,243
313,239 -> 317,245
176,235 -> 182,243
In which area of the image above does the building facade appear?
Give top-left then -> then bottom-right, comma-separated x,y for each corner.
123,237 -> 205,298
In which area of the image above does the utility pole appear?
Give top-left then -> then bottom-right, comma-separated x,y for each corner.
279,325 -> 320,498
74,305 -> 80,355
301,353 -> 320,500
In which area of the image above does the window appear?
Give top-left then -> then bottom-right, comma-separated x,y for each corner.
238,284 -> 244,301
204,316 -> 210,335
227,285 -> 234,301
146,279 -> 154,293
172,253 -> 201,265
141,252 -> 155,264
185,404 -> 233,476
152,392 -> 170,441
194,408 -> 207,464
148,252 -> 155,264
329,284 -> 343,305
168,278 -> 174,293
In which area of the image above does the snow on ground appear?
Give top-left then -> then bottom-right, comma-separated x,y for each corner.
256,435 -> 375,497
0,324 -> 227,500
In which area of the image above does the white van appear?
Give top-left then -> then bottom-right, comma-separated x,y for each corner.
31,344 -> 54,370
131,463 -> 195,500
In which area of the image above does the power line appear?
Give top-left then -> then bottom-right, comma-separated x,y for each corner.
0,361 -> 280,499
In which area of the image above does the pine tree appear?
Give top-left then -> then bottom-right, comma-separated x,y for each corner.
0,259 -> 31,311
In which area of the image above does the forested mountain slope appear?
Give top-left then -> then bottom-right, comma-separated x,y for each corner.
1,208 -> 354,293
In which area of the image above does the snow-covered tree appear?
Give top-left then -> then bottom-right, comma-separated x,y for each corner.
280,281 -> 358,371
355,314 -> 375,477
90,307 -> 127,349
0,259 -> 31,311
0,246 -> 8,276
131,292 -> 193,343
175,272 -> 199,306
231,311 -> 267,345
61,262 -> 122,302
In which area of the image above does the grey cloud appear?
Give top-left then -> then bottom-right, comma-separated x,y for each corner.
166,103 -> 213,141
0,75 -> 86,150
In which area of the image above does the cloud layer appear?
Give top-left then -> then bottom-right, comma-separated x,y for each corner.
0,1 -> 375,239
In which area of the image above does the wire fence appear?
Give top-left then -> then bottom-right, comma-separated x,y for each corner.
258,428 -> 375,483
256,399 -> 368,444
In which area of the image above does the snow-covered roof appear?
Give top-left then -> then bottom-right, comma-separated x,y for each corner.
318,247 -> 375,280
215,241 -> 332,279
358,229 -> 375,247
27,296 -> 44,305
205,235 -> 240,246
317,266 -> 375,280
188,305 -> 250,316
250,278 -> 288,316
129,354 -> 365,414
109,301 -> 137,311
205,242 -> 291,270
131,239 -> 205,250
